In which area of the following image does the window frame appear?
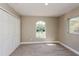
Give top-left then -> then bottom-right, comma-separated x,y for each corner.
35,21 -> 46,39
68,16 -> 79,35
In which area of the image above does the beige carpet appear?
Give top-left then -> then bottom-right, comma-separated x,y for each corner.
10,43 -> 77,56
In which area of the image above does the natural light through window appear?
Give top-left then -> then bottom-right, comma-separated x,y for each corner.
69,17 -> 79,34
36,21 -> 46,39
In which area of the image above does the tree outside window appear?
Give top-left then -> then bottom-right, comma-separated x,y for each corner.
36,21 -> 46,39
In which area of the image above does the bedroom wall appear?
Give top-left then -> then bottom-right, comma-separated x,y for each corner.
59,7 -> 79,52
21,16 -> 58,42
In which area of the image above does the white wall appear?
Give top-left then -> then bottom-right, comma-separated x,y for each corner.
21,16 -> 58,42
59,7 -> 79,52
0,4 -> 20,56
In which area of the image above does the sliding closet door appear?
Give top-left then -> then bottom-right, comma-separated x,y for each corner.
0,9 -> 20,56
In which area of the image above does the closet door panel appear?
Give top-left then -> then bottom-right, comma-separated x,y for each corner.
0,9 -> 20,56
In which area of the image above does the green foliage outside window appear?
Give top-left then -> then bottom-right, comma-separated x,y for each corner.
36,24 -> 45,32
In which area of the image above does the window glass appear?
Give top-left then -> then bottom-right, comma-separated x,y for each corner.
69,17 -> 79,34
36,21 -> 46,39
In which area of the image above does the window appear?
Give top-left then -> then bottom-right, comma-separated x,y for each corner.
36,21 -> 46,39
69,17 -> 79,34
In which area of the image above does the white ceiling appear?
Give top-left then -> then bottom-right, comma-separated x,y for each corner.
8,3 -> 79,17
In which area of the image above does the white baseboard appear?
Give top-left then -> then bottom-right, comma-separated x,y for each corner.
20,41 -> 59,44
59,42 -> 79,56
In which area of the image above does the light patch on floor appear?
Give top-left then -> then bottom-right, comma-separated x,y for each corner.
10,43 -> 77,56
46,44 -> 56,46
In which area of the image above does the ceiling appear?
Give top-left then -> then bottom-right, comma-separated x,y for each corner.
8,3 -> 79,17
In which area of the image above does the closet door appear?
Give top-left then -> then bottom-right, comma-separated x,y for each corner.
0,9 -> 9,55
0,9 -> 20,56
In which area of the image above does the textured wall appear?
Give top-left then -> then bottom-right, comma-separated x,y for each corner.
59,7 -> 79,52
21,16 -> 58,42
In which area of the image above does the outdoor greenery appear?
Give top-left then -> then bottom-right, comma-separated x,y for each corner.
36,21 -> 46,39
36,23 -> 45,32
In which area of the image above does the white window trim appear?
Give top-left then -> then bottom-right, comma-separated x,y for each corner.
68,17 -> 79,35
